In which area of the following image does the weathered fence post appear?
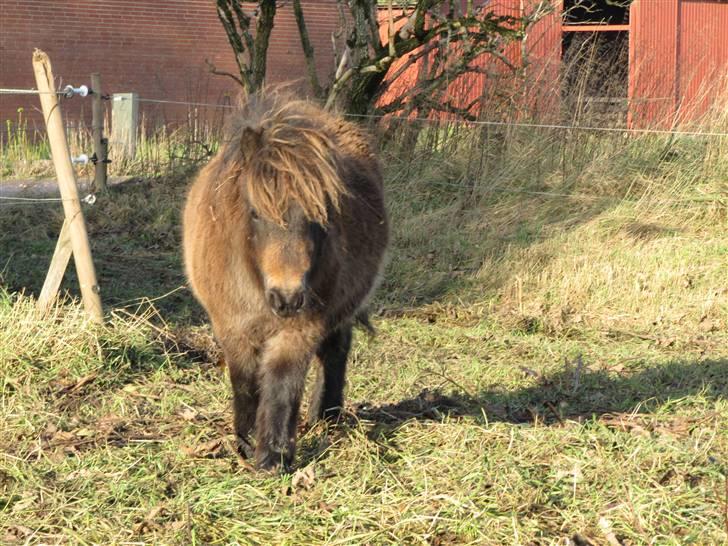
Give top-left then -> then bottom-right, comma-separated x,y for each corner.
91,72 -> 109,192
32,49 -> 103,323
111,92 -> 139,159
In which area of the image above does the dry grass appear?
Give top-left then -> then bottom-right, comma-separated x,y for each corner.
1,111 -> 221,181
1,99 -> 727,544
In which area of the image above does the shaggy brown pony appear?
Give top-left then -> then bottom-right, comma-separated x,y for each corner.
182,91 -> 388,471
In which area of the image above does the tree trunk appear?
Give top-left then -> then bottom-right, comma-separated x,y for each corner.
345,71 -> 388,116
251,0 -> 277,92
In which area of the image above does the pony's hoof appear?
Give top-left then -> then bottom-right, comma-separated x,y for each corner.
321,407 -> 344,423
256,450 -> 292,474
308,406 -> 344,426
236,435 -> 255,460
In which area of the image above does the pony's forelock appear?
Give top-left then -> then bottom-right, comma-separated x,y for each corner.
227,93 -> 346,226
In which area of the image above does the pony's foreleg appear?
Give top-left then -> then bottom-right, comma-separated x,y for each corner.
255,330 -> 317,471
307,325 -> 352,424
229,361 -> 259,459
219,337 -> 259,460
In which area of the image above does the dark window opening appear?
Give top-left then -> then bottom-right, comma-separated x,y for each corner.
561,31 -> 629,122
563,0 -> 631,25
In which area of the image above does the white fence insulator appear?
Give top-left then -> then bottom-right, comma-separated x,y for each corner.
71,154 -> 89,165
82,194 -> 97,205
63,84 -> 89,98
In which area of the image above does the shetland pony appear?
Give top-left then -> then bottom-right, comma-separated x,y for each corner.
182,92 -> 388,470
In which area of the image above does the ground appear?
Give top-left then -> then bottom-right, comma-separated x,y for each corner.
0,126 -> 726,544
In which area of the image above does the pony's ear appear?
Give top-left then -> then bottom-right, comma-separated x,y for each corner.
240,127 -> 264,164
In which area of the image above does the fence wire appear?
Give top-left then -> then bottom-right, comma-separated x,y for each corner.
1,90 -> 726,209
346,113 -> 728,138
4,89 -> 727,138
130,95 -> 728,139
137,97 -> 235,109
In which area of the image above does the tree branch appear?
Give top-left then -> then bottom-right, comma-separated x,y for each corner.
205,58 -> 245,88
293,0 -> 323,97
216,0 -> 253,90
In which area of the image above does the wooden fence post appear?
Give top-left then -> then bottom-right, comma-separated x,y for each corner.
32,49 -> 103,323
37,220 -> 72,312
91,72 -> 109,192
111,92 -> 139,159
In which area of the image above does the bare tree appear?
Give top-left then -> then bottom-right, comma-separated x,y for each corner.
213,0 -> 553,117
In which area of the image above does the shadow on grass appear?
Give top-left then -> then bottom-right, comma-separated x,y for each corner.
293,357 -> 728,469
0,173 -> 206,323
352,357 -> 728,429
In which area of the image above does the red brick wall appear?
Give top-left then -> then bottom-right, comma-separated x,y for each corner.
0,0 -> 341,132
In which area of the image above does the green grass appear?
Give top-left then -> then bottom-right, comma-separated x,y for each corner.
0,122 -> 727,544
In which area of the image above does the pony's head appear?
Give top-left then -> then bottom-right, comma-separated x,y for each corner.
247,198 -> 328,317
229,95 -> 346,318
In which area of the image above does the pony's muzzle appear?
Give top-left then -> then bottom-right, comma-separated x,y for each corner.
266,287 -> 307,318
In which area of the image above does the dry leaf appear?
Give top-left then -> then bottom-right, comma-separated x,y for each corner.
74,427 -> 95,438
179,407 -> 198,421
598,517 -> 623,546
291,465 -> 316,491
133,504 -> 166,534
3,525 -> 33,541
58,373 -> 97,395
182,438 -> 225,458
167,520 -> 186,531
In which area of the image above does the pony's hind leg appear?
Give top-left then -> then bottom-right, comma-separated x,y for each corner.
307,325 -> 353,425
255,330 -> 317,471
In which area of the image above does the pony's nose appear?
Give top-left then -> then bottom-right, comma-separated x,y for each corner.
266,287 -> 306,317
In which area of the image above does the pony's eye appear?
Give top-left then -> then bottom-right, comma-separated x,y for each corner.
250,208 -> 259,221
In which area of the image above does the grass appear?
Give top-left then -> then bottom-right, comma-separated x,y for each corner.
0,113 -> 727,544
0,110 -> 52,179
0,110 -> 221,181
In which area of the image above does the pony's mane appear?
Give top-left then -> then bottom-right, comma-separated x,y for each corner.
222,91 -> 346,226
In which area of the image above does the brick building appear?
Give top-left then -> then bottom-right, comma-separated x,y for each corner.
0,0 -> 340,130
